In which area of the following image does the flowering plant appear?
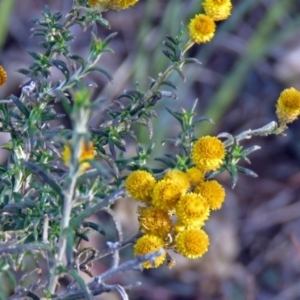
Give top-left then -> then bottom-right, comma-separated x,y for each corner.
0,0 -> 300,299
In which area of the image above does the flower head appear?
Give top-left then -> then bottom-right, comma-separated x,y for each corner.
191,136 -> 225,171
134,235 -> 166,268
186,167 -> 204,185
276,87 -> 300,125
125,170 -> 156,203
188,14 -> 216,44
176,228 -> 209,259
176,193 -> 210,226
203,0 -> 232,21
61,140 -> 94,172
152,179 -> 186,211
195,180 -> 225,210
164,169 -> 190,191
89,0 -> 138,10
0,65 -> 7,87
138,206 -> 172,239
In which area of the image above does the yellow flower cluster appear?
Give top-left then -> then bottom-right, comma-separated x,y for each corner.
0,65 -> 7,88
276,87 -> 300,126
126,136 -> 226,268
188,0 -> 232,44
88,0 -> 138,10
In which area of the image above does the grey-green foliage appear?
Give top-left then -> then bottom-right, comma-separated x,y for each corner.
0,2 -> 285,299
0,3 -> 201,299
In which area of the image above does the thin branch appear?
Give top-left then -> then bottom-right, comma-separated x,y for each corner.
52,249 -> 164,300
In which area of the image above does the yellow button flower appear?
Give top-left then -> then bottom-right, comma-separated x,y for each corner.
203,0 -> 232,21
88,0 -> 138,10
276,87 -> 300,125
134,235 -> 166,269
138,206 -> 172,239
191,136 -> 225,171
195,180 -> 225,210
176,193 -> 210,226
61,140 -> 94,172
152,179 -> 186,211
125,170 -> 156,203
188,14 -> 216,44
0,65 -> 7,87
176,228 -> 209,259
164,169 -> 190,191
186,167 -> 204,185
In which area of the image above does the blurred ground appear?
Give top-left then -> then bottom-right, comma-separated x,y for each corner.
1,0 -> 300,299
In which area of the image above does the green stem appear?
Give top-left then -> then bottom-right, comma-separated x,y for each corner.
48,132 -> 85,292
142,39 -> 193,103
48,169 -> 79,293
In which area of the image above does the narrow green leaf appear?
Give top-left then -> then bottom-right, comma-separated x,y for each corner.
183,58 -> 202,65
69,269 -> 93,300
87,66 -> 113,82
17,68 -> 31,75
192,116 -> 215,125
174,66 -> 186,82
25,161 -> 63,199
161,80 -> 178,90
165,35 -> 177,44
27,50 -> 41,60
102,32 -> 118,48
160,91 -> 178,100
9,95 -> 29,118
228,166 -> 238,188
51,59 -> 70,81
162,49 -> 175,62
236,166 -> 258,178
69,54 -> 86,68
155,157 -> 175,168
165,106 -> 183,124
163,40 -> 176,51
82,221 -> 106,236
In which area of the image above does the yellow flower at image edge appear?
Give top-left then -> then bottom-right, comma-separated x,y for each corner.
134,235 -> 166,269
276,87 -> 300,125
195,180 -> 226,210
176,228 -> 209,259
191,136 -> 225,171
188,14 -> 216,44
125,170 -> 156,203
138,206 -> 172,239
89,0 -> 138,10
203,0 -> 232,21
62,141 -> 94,171
0,65 -> 7,87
